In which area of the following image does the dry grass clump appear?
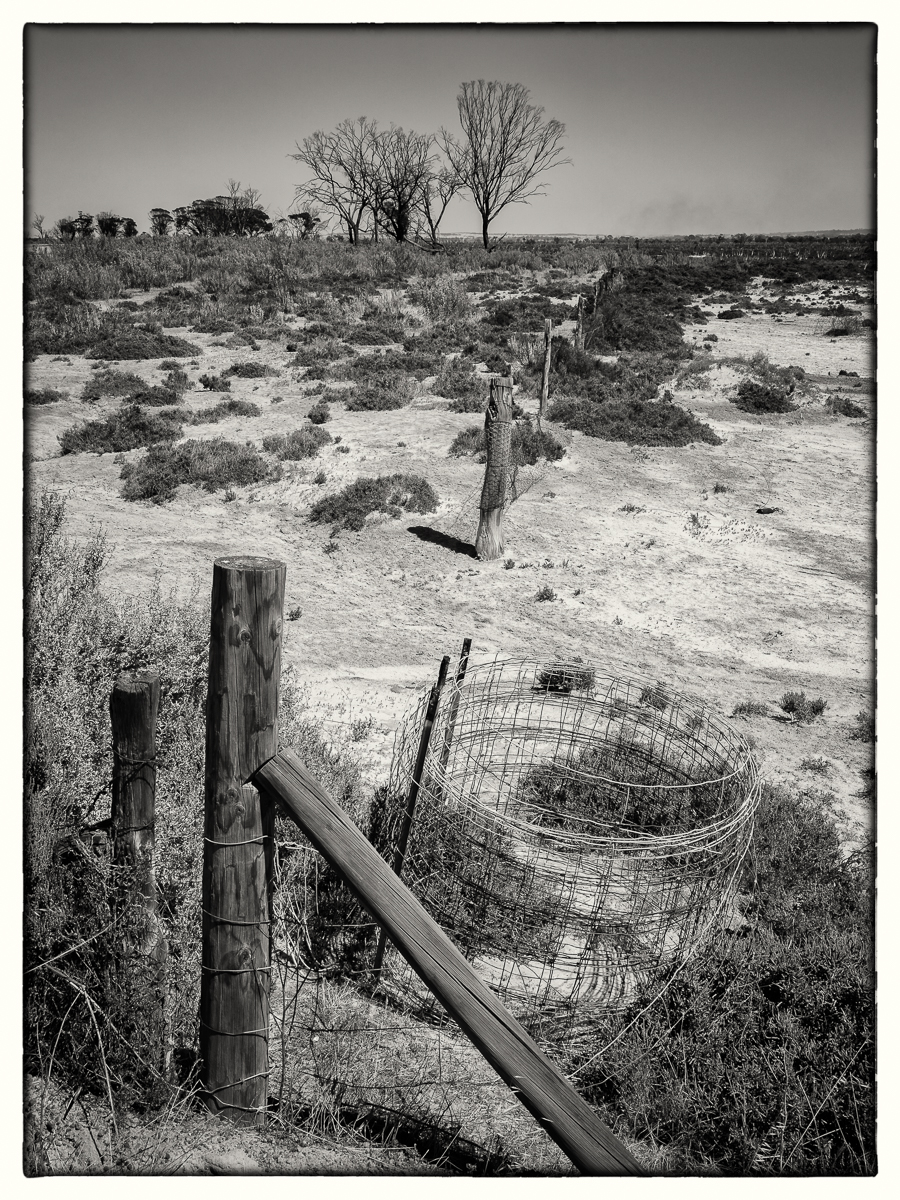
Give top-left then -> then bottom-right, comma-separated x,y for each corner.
119,438 -> 278,502
406,275 -> 472,323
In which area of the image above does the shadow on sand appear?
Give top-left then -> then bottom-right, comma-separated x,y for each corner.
407,525 -> 477,559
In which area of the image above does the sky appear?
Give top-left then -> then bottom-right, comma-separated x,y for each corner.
23,23 -> 875,239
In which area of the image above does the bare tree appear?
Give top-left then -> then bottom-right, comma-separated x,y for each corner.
371,126 -> 434,243
415,166 -> 464,248
32,214 -> 47,239
441,81 -> 569,249
291,118 -> 379,244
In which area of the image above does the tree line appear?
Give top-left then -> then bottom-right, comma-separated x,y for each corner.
34,81 -> 569,251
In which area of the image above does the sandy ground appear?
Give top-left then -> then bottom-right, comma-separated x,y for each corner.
26,278 -> 875,848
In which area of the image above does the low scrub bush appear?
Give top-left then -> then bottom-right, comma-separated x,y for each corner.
780,691 -> 827,723
344,370 -> 416,412
307,400 -> 331,424
826,394 -> 866,418
407,275 -> 472,323
548,395 -> 722,447
198,373 -> 231,392
58,404 -> 185,455
849,711 -> 875,743
535,658 -> 595,693
224,361 -> 279,379
731,379 -> 797,415
25,387 -> 67,405
87,324 -> 199,361
119,438 -> 278,502
309,473 -> 438,534
577,783 -> 874,1174
261,425 -> 332,460
717,307 -> 745,320
434,356 -> 484,402
732,700 -> 769,717
189,399 -> 261,424
448,418 -> 564,466
534,584 -> 557,602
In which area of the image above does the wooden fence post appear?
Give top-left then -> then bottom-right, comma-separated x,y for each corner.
372,655 -> 450,978
438,637 -> 472,775
576,295 -> 584,351
110,670 -> 167,1069
200,555 -> 285,1125
475,377 -> 513,562
540,318 -> 552,417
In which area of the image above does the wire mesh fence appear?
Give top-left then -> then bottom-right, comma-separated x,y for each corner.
265,656 -> 759,1167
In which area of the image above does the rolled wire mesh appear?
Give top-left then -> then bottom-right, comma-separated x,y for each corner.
374,658 -> 760,1038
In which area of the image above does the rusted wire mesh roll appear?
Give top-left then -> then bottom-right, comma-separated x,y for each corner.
374,658 -> 760,1035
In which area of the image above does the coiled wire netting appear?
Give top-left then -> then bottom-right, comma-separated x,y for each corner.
369,657 -> 760,1039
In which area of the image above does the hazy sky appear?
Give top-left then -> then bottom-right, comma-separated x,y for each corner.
24,24 -> 875,237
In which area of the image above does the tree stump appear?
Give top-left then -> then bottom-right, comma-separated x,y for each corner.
475,377 -> 513,561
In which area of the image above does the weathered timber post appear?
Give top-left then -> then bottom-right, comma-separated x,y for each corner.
540,318 -> 552,417
438,637 -> 472,775
110,670 -> 168,1069
474,377 -> 514,562
200,555 -> 285,1125
372,655 -> 450,978
576,295 -> 584,351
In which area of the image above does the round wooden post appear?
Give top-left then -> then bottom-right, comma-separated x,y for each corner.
200,555 -> 285,1125
475,377 -> 513,562
110,670 -> 168,1069
540,318 -> 552,417
576,295 -> 584,351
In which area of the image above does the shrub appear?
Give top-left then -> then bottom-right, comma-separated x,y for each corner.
448,419 -> 564,465
261,426 -> 332,460
189,399 -> 261,424
309,473 -> 438,534
81,368 -> 149,402
434,356 -> 483,402
87,327 -> 199,361
577,785 -> 873,1174
535,658 -> 595,693
548,395 -> 722,447
801,757 -> 831,774
119,438 -> 278,502
307,400 -> 331,424
780,691 -> 827,723
717,307 -> 745,320
344,370 -> 416,412
198,373 -> 231,392
25,387 -> 67,405
826,394 -> 866,418
407,275 -> 472,323
849,711 -> 875,743
534,584 -> 556,602
731,700 -> 769,717
224,361 -> 279,379
640,680 -> 670,712
731,379 -> 797,415
58,404 -> 185,455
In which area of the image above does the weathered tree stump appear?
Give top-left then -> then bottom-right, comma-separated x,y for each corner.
475,377 -> 514,561
200,555 -> 285,1125
540,319 -> 552,416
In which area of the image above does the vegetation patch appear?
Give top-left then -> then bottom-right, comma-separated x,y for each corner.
307,400 -> 331,424
87,324 -> 199,361
344,370 -> 416,412
731,379 -> 797,414
224,361 -> 279,379
120,438 -> 278,502
449,418 -> 565,465
261,426 -> 333,460
548,394 -> 722,447
779,691 -> 827,724
25,387 -> 68,406
58,404 -> 185,455
189,399 -> 261,424
826,394 -> 866,419
309,473 -> 438,534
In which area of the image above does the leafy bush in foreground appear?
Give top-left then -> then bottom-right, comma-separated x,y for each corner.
119,437 -> 278,502
578,783 -> 874,1174
262,425 -> 332,460
548,396 -> 722,447
309,473 -> 438,533
58,404 -> 185,455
